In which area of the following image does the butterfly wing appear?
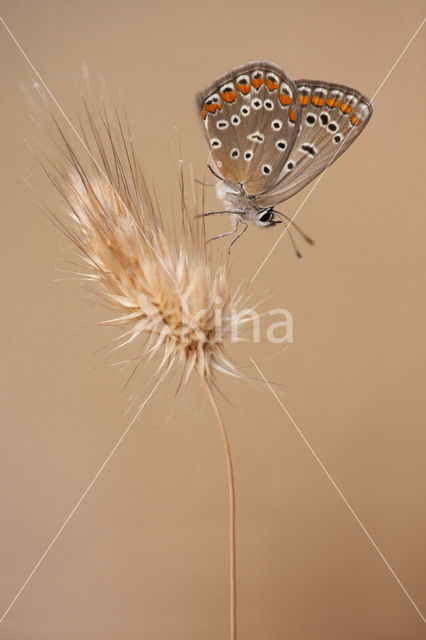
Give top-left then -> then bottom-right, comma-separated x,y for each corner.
197,62 -> 302,195
255,79 -> 373,208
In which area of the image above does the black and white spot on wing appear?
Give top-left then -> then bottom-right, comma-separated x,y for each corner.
266,72 -> 279,88
300,143 -> 318,157
206,93 -> 220,105
298,85 -> 311,103
343,94 -> 358,109
251,69 -> 264,87
220,82 -> 235,93
311,87 -> 327,107
251,98 -> 262,110
326,89 -> 344,107
236,74 -> 250,87
279,82 -> 293,102
276,139 -> 287,151
247,131 -> 265,143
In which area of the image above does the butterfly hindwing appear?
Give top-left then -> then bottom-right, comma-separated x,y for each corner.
197,62 -> 302,195
256,79 -> 373,207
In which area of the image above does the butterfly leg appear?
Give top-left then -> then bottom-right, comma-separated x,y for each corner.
228,218 -> 248,250
207,214 -> 239,244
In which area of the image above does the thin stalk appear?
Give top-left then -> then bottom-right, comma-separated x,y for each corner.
201,376 -> 236,640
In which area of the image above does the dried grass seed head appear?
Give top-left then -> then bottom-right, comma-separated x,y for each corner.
48,103 -> 253,384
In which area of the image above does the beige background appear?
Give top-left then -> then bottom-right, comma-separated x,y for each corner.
1,1 -> 425,638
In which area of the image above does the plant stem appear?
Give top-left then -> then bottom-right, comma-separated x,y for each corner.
202,376 -> 236,640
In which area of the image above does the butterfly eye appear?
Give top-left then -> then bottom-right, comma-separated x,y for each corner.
258,209 -> 273,223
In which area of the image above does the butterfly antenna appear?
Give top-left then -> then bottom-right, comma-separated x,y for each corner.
207,164 -> 223,181
195,178 -> 216,187
285,224 -> 303,260
273,210 -> 314,245
195,210 -> 232,219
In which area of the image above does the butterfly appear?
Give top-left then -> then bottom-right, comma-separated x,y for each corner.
197,61 -> 373,249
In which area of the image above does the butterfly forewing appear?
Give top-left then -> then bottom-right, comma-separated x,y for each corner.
197,62 -> 302,195
256,79 -> 373,207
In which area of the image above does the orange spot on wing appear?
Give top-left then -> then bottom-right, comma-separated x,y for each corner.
236,83 -> 250,94
326,98 -> 339,108
266,79 -> 278,91
202,108 -> 207,119
205,103 -> 223,113
299,95 -> 309,105
279,93 -> 292,106
311,95 -> 324,107
252,77 -> 264,89
289,107 -> 297,122
221,90 -> 236,103
350,115 -> 361,126
340,103 -> 352,114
